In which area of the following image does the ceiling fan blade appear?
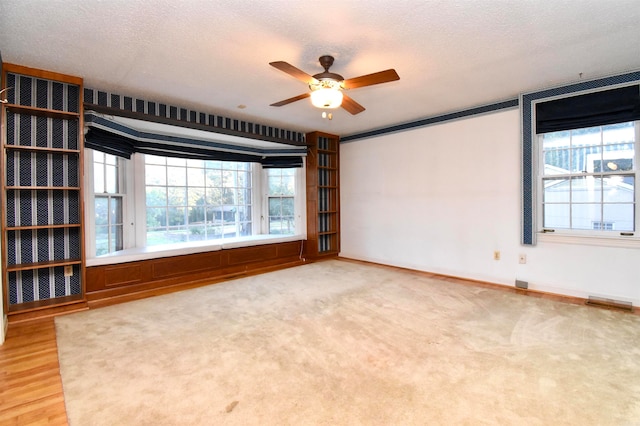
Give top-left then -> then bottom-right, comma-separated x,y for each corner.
270,93 -> 310,107
341,94 -> 366,115
342,69 -> 400,89
269,61 -> 317,84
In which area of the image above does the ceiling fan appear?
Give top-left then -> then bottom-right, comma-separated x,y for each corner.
269,55 -> 400,115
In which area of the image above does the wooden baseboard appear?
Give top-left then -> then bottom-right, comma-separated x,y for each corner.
337,257 -> 640,315
7,299 -> 89,324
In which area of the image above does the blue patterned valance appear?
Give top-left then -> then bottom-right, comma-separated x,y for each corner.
84,88 -> 305,145
84,111 -> 306,167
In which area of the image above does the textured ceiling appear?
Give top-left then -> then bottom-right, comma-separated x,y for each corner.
1,0 -> 640,137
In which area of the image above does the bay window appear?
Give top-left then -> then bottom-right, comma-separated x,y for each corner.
84,112 -> 306,262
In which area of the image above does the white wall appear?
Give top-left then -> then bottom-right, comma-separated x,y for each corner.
340,108 -> 640,305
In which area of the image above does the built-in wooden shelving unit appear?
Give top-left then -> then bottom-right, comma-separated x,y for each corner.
1,63 -> 86,317
305,131 -> 340,258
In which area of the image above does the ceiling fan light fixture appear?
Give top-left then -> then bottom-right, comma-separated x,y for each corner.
309,79 -> 343,109
310,87 -> 343,109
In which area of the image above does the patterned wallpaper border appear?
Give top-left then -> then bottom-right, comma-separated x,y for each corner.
84,88 -> 306,144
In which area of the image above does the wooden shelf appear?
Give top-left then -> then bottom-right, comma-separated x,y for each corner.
5,186 -> 80,191
4,144 -> 80,154
7,293 -> 86,315
6,223 -> 81,231
5,103 -> 80,120
7,258 -> 82,273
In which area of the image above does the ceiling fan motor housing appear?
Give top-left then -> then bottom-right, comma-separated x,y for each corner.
313,55 -> 344,83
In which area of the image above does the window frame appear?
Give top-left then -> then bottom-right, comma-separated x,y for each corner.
263,168 -> 298,236
535,121 -> 639,238
522,76 -> 640,247
84,149 -> 306,265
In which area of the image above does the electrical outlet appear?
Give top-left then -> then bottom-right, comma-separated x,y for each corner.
493,250 -> 500,261
64,265 -> 73,277
519,254 -> 527,264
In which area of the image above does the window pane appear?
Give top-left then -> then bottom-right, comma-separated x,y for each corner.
187,167 -> 204,187
603,204 -> 634,231
188,187 -> 205,206
282,197 -> 294,215
239,205 -> 251,221
573,126 -> 602,147
543,149 -> 569,175
146,164 -> 167,185
206,188 -> 223,206
110,224 -> 123,252
237,171 -> 249,187
93,151 -> 105,163
206,169 -> 222,187
269,198 -> 281,216
208,206 -> 224,223
188,225 -> 206,241
269,218 -> 282,234
235,188 -> 250,205
571,176 -> 601,203
167,166 -> 186,186
188,205 -> 205,223
146,187 -> 167,207
145,155 -> 166,165
145,158 -> 254,246
110,197 -> 123,223
147,207 -> 167,227
544,203 -> 570,228
168,207 -> 186,226
543,178 -> 570,203
95,225 -> 109,256
187,159 -> 204,168
105,164 -> 118,193
95,197 -> 108,226
572,203 -> 601,230
222,170 -> 235,187
281,176 -> 295,195
94,163 -> 105,192
104,153 -> 117,165
168,187 -> 186,206
571,145 -> 601,173
167,157 -> 186,167
603,175 -> 634,203
542,131 -> 570,150
603,122 -> 635,145
206,160 -> 222,169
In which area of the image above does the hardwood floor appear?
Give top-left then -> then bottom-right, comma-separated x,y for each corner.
0,318 -> 67,425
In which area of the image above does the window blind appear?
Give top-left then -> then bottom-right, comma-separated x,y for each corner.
84,111 -> 306,167
535,85 -> 640,134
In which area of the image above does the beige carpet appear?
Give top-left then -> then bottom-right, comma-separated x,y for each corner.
56,260 -> 640,425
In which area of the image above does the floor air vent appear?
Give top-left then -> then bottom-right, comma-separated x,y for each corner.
586,296 -> 633,312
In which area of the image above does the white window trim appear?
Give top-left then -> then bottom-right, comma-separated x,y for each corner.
534,121 -> 640,248
85,150 -> 306,266
261,165 -> 307,236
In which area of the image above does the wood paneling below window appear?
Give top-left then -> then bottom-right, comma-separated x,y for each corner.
86,241 -> 304,306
